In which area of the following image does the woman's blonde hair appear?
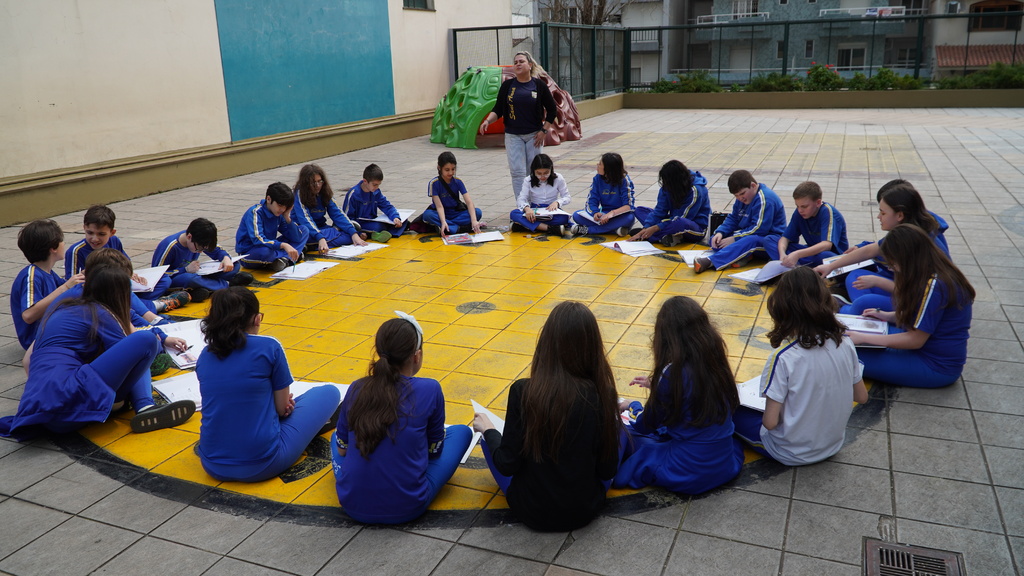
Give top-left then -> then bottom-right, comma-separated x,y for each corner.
514,51 -> 546,78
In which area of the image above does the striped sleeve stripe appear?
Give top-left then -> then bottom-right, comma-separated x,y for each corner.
24,267 -> 37,308
760,340 -> 799,396
823,203 -> 835,244
251,206 -> 273,245
682,185 -> 699,218
913,275 -> 939,329
70,243 -> 87,275
156,240 -> 179,266
735,190 -> 767,238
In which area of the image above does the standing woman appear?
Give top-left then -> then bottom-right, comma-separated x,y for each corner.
473,301 -> 622,531
847,224 -> 974,389
0,267 -> 195,440
479,51 -> 559,200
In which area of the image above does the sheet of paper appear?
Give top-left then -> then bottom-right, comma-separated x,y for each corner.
326,243 -> 389,259
677,250 -> 711,266
463,399 -> 505,464
442,231 -> 505,245
153,371 -> 203,410
159,319 -> 207,369
130,265 -> 169,293
197,254 -> 248,276
290,381 -> 350,402
575,210 -> 634,225
729,260 -> 793,283
533,207 -> 571,218
599,241 -> 663,257
358,208 -> 415,224
728,268 -> 763,283
269,261 -> 338,280
737,376 -> 767,412
823,256 -> 874,279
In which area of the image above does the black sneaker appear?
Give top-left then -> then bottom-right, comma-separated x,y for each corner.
570,223 -> 589,236
268,258 -> 291,273
510,221 -> 527,233
130,400 -> 196,433
548,224 -> 564,237
661,234 -> 680,247
229,272 -> 254,286
614,226 -> 630,237
187,287 -> 212,303
155,291 -> 191,312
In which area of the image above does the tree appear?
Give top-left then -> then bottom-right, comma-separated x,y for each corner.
538,0 -> 639,25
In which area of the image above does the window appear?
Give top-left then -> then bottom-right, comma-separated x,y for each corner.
969,0 -> 1022,30
895,47 -> 917,67
805,40 -> 814,58
732,0 -> 759,15
403,0 -> 434,9
780,0 -> 789,5
777,41 -> 785,59
837,45 -> 866,69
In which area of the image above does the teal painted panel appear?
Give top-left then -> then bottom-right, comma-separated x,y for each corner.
215,0 -> 395,141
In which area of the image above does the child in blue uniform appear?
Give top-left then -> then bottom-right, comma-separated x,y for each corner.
816,183 -> 948,313
236,182 -> 310,272
0,267 -> 195,441
197,287 -> 342,482
332,313 -> 472,524
614,296 -> 743,494
423,151 -> 483,235
152,218 -> 252,303
694,170 -> 786,274
12,219 -> 84,349
778,181 -> 848,267
473,301 -> 622,531
629,160 -> 710,247
571,152 -> 636,237
732,267 -> 868,465
292,164 -> 366,254
342,163 -> 406,242
65,205 -> 187,313
846,224 -> 974,388
509,154 -> 571,236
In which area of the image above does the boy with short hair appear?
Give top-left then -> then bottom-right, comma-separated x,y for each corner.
342,163 -> 406,242
777,181 -> 848,268
65,205 -> 189,313
694,170 -> 787,274
153,218 -> 253,303
11,219 -> 84,349
236,182 -> 310,272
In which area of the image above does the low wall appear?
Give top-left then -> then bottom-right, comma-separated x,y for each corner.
0,111 -> 433,228
623,89 -> 1024,109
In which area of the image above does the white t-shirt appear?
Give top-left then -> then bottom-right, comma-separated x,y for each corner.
759,336 -> 863,466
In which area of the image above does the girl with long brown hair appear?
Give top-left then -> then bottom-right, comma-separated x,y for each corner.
291,163 -> 366,254
332,313 -> 472,524
847,223 -> 974,388
1,267 -> 195,440
473,301 -> 622,531
613,296 -> 743,493
733,267 -> 868,465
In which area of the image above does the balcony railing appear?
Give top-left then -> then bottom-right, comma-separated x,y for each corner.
695,12 -> 770,23
819,6 -> 906,17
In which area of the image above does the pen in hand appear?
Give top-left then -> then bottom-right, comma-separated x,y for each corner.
176,345 -> 194,356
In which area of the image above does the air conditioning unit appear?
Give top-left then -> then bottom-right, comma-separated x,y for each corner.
946,1 -> 960,14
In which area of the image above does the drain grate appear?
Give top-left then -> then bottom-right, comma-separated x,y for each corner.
864,537 -> 967,576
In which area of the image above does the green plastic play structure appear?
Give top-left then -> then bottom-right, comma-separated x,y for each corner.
430,67 -> 503,150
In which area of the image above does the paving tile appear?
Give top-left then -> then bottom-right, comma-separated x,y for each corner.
830,428 -> 890,469
93,536 -> 219,575
995,486 -> 1024,538
890,381 -> 968,409
151,506 -> 263,555
984,445 -> 1024,489
16,460 -> 135,514
785,500 -> 887,564
890,434 -> 989,483
459,521 -> 568,563
793,461 -> 893,515
781,553 -> 859,576
606,494 -> 687,529
679,488 -> 789,548
665,532 -> 781,576
319,528 -> 451,575
974,411 -> 1024,450
553,516 -> 674,576
898,519 -> 1017,576
894,472 -> 1003,533
731,461 -> 794,498
203,557 -> 295,576
0,444 -> 73,496
961,358 -> 1024,387
0,498 -> 72,559
229,520 -> 359,576
888,403 -> 977,442
81,484 -> 190,534
966,381 -> 1024,416
431,544 -> 548,576
0,516 -> 140,576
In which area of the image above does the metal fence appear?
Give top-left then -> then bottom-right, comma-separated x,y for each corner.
452,13 -> 1023,99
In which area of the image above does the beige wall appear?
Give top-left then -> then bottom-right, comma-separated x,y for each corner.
388,0 -> 512,115
0,0 -> 230,179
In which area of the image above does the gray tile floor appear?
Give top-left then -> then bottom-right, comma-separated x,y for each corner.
1,107 -> 1023,575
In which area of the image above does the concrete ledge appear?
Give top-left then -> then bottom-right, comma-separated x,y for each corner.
575,93 -> 625,120
622,89 -> 1024,109
0,111 -> 434,227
